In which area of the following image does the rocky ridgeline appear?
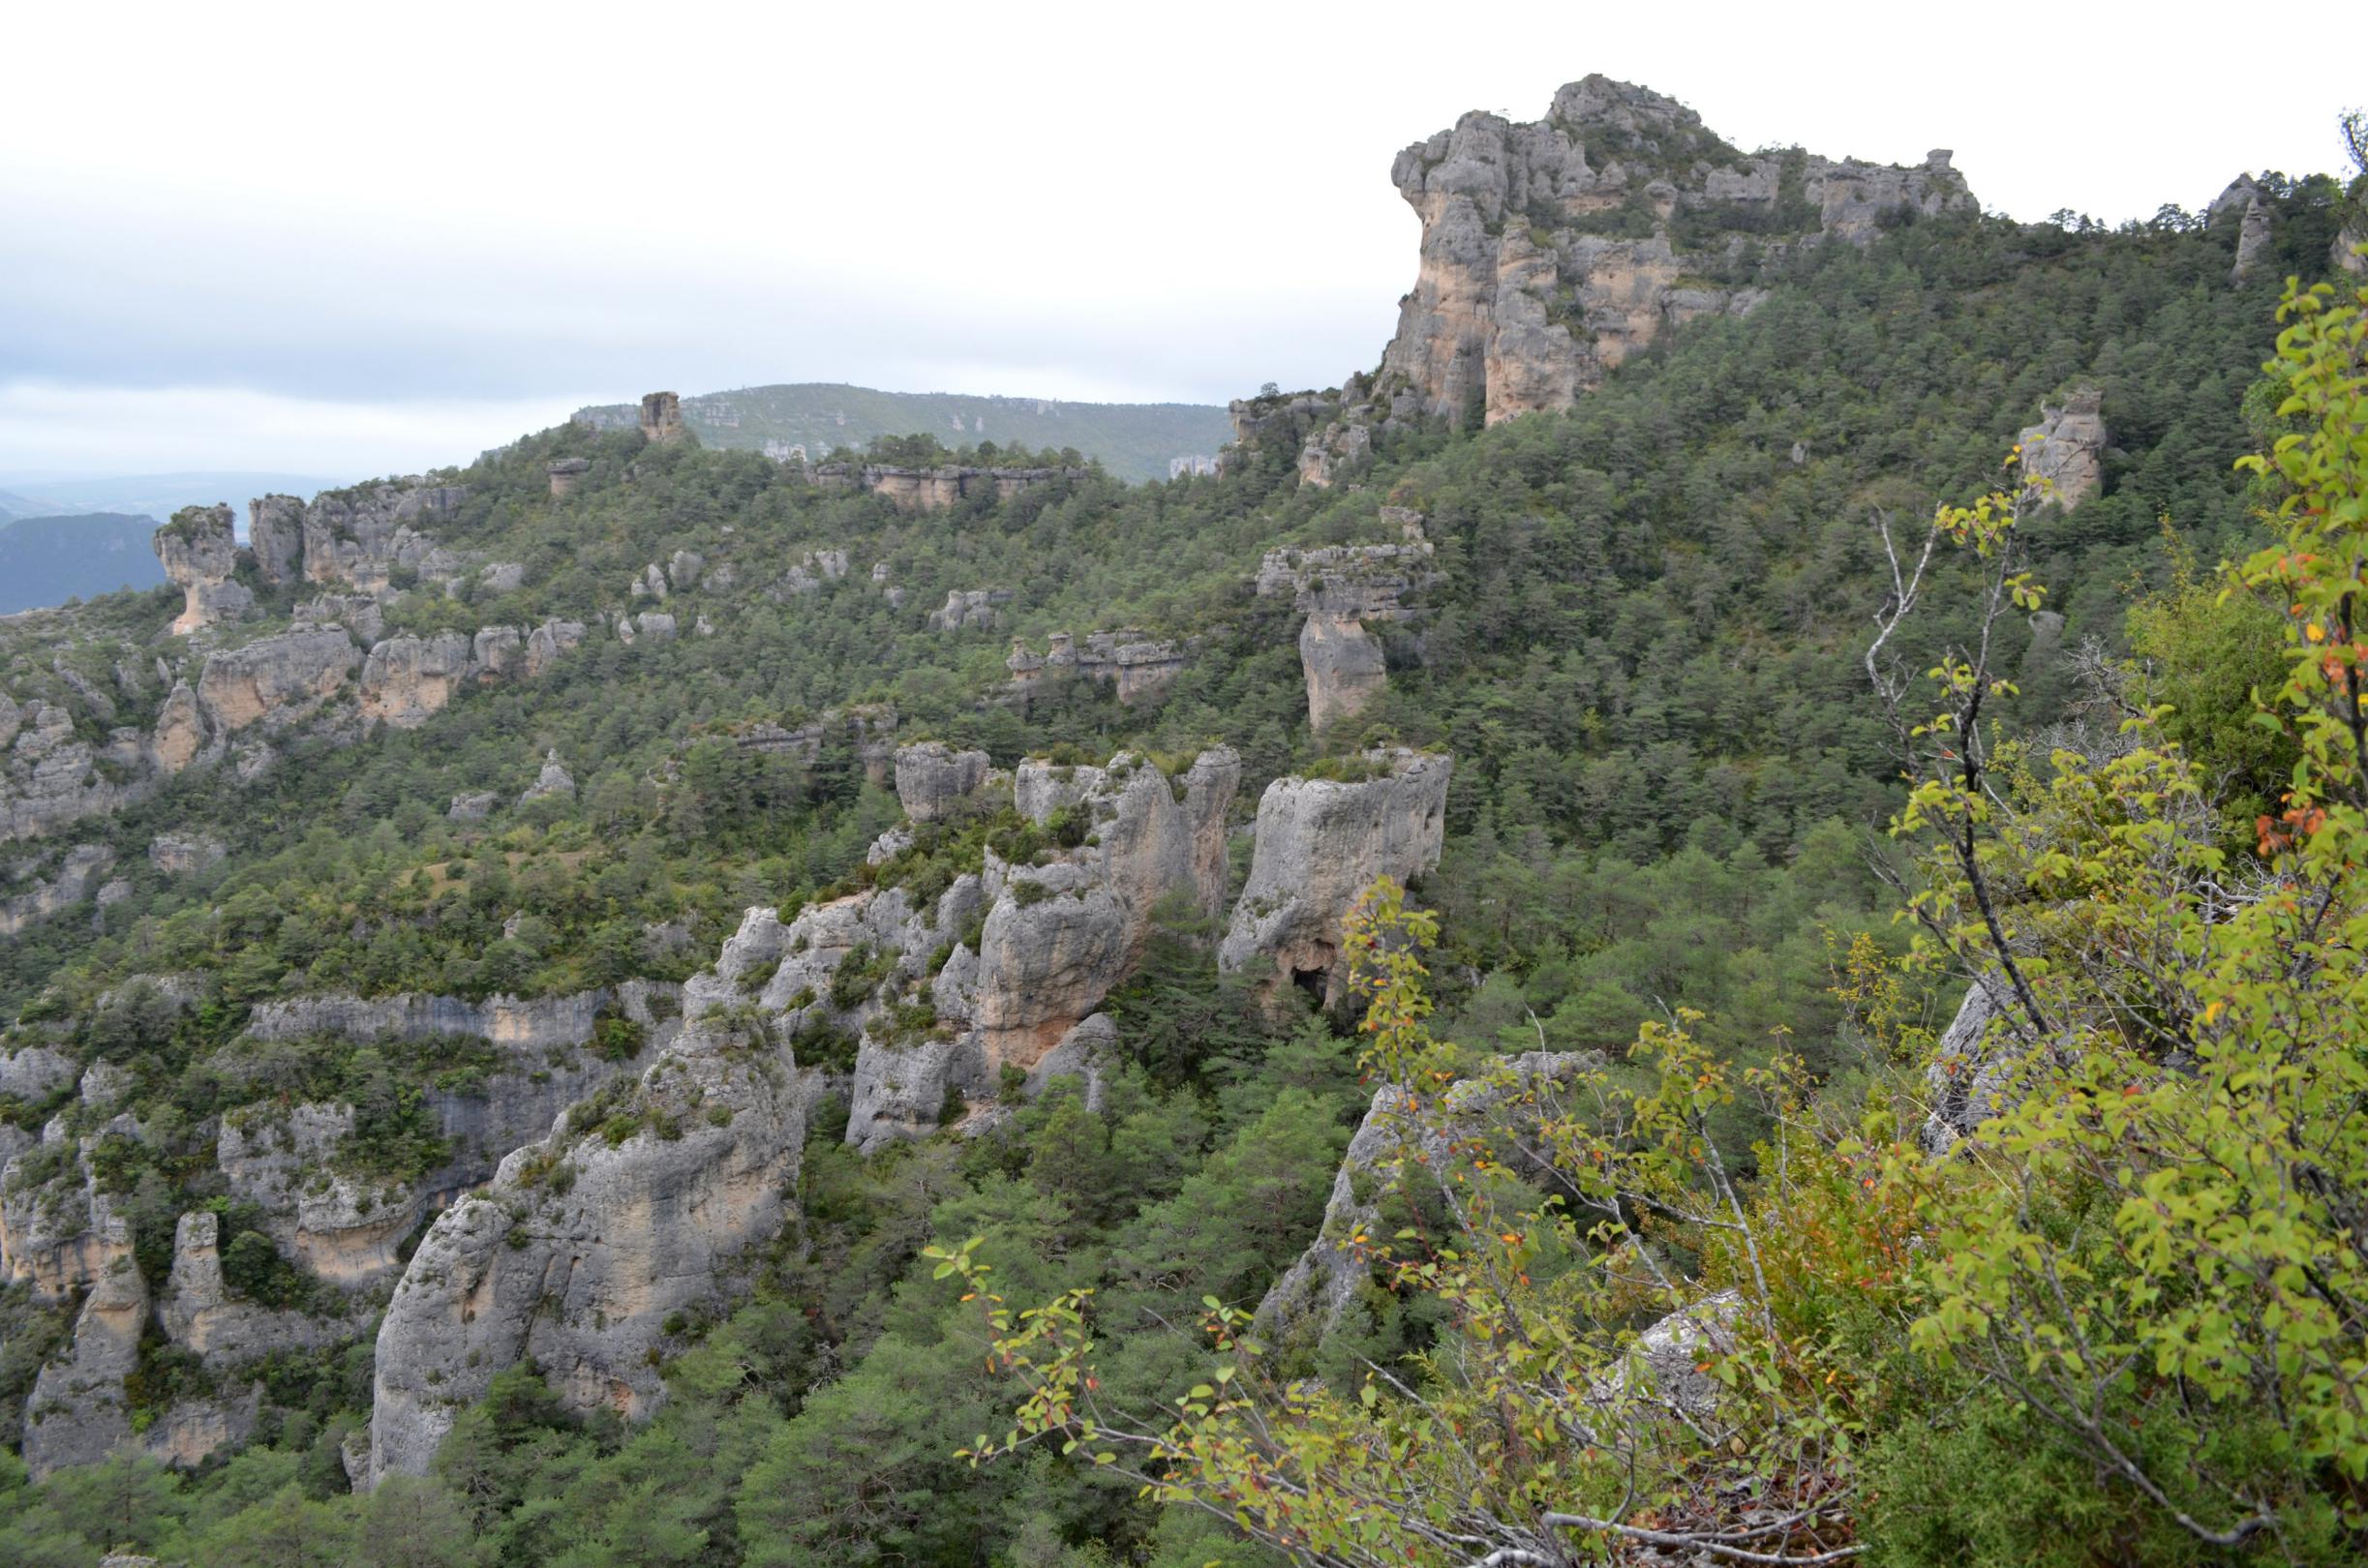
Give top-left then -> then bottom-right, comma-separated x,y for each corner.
1005,630 -> 1186,706
809,463 -> 1085,512
1256,508 -> 1440,731
1380,76 -> 1974,429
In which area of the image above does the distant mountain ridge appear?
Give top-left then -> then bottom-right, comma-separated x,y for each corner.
571,382 -> 1230,482
0,471 -> 348,525
0,512 -> 167,614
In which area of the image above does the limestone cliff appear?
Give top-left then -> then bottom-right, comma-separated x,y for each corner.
895,742 -> 992,821
1219,749 -> 1452,1005
367,1010 -> 802,1484
2018,386 -> 2107,512
154,505 -> 254,635
972,748 -> 1240,1071
300,480 -> 467,590
1372,75 -> 1973,430
1005,631 -> 1186,705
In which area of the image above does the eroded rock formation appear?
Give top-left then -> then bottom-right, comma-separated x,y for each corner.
196,628 -> 360,732
368,1010 -> 801,1484
895,742 -> 992,821
1006,631 -> 1186,705
248,495 -> 304,586
154,505 -> 254,635
2019,386 -> 2107,511
927,588 -> 1012,632
301,481 -> 467,590
1220,749 -> 1452,1005
1258,514 -> 1439,731
1374,76 -> 1972,429
358,631 -> 474,728
22,1220 -> 142,1478
639,390 -> 687,444
811,464 -> 1084,511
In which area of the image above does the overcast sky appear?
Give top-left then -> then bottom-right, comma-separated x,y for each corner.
3,0 -> 2355,481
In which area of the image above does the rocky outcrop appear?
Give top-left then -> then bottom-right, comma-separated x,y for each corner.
1220,749 -> 1452,1005
358,631 -> 474,728
248,495 -> 304,586
895,742 -> 992,821
148,831 -> 226,875
0,1043 -> 76,1103
0,844 -> 116,935
2212,174 -> 2275,286
147,682 -> 206,774
158,1211 -> 360,1365
22,1219 -> 142,1479
1297,615 -> 1389,734
1005,631 -> 1186,705
1259,1051 -> 1595,1349
292,591 -> 385,644
154,505 -> 254,635
217,1104 -> 421,1286
1918,980 -> 2027,1155
526,619 -> 586,678
927,588 -> 1013,632
3,700 -> 139,842
368,1010 -> 802,1484
972,748 -> 1240,1072
811,464 -> 1084,511
196,628 -> 359,732
1376,76 -> 1971,428
2018,386 -> 2107,511
520,750 -> 575,804
301,481 -> 467,590
546,457 -> 592,498
639,390 -> 688,444
1258,518 -> 1439,732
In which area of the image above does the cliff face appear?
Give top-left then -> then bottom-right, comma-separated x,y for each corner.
154,505 -> 254,635
300,481 -> 467,591
1219,749 -> 1452,1006
1375,75 -> 1975,429
367,1010 -> 803,1485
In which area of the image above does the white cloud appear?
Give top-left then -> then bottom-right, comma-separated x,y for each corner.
1,0 -> 2357,474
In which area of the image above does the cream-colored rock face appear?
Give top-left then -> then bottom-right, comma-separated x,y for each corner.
195,629 -> 358,732
1219,750 -> 1452,1006
1378,77 -> 1974,428
1299,613 -> 1387,733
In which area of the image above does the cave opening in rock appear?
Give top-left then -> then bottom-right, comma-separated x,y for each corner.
1290,965 -> 1327,1005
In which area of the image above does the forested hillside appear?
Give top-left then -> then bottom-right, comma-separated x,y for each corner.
2,75 -> 2365,1568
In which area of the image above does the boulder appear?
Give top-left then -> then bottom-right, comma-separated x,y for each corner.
546,458 -> 591,498
448,790 -> 498,822
895,742 -> 992,822
154,505 -> 254,635
1219,749 -> 1452,1006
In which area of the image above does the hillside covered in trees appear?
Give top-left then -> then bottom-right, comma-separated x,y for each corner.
3,75 -> 2367,1568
